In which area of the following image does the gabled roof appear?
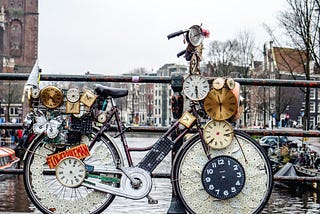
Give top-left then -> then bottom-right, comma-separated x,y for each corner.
272,47 -> 308,74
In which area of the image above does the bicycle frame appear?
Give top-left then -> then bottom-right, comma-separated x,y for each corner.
91,95 -> 208,173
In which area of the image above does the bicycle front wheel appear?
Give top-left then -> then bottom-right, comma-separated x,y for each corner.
172,131 -> 273,214
23,131 -> 121,214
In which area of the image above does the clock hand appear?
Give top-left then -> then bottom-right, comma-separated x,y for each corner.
195,86 -> 198,98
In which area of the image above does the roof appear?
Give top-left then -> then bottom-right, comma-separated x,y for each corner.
272,47 -> 308,74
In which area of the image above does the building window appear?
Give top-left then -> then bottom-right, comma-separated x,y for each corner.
310,102 -> 315,113
310,88 -> 316,99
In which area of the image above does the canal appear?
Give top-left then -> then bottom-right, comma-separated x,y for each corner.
1,136 -> 320,213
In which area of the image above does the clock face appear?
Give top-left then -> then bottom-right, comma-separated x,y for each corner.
201,155 -> 245,200
212,77 -> 225,90
40,86 -> 64,109
183,75 -> 209,101
55,157 -> 86,188
187,25 -> 204,47
203,120 -> 234,149
66,88 -> 80,103
204,88 -> 238,120
31,87 -> 40,99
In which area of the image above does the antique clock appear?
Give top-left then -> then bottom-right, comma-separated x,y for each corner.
203,120 -> 234,149
204,87 -> 238,120
40,86 -> 64,109
187,25 -> 204,47
183,75 -> 209,101
201,155 -> 245,200
66,88 -> 80,103
80,89 -> 98,107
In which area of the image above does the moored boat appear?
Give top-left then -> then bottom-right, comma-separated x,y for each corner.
0,147 -> 20,179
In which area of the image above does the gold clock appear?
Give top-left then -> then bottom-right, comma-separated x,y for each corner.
40,86 -> 64,109
204,87 -> 238,120
203,119 -> 234,149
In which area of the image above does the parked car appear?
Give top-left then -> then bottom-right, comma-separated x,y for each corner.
259,136 -> 290,148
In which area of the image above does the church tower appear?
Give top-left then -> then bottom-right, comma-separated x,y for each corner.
0,0 -> 38,73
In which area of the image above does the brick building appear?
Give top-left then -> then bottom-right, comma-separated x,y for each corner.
0,0 -> 38,73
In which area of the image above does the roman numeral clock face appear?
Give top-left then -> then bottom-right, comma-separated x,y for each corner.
183,75 -> 209,101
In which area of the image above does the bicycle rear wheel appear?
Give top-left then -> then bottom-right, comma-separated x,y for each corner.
23,131 -> 121,214
172,130 -> 273,214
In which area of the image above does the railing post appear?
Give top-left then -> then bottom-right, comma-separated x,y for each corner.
167,71 -> 186,214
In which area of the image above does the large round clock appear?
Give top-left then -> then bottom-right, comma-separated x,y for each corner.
183,74 -> 209,101
201,155 -> 245,200
40,86 -> 64,109
203,120 -> 234,149
187,25 -> 204,47
204,87 -> 238,120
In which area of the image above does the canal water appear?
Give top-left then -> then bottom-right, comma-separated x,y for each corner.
1,136 -> 320,213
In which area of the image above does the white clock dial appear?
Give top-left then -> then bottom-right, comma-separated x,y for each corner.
55,157 -> 86,188
183,75 -> 209,101
31,87 -> 40,99
66,88 -> 80,103
203,120 -> 234,149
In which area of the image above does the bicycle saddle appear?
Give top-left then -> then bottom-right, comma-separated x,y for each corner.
94,84 -> 128,98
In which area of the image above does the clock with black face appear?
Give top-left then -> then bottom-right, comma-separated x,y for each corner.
201,155 -> 245,200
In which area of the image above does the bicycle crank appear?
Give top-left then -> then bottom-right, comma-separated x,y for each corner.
82,166 -> 152,200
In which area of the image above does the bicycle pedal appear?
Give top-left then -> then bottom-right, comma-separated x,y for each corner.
147,195 -> 158,204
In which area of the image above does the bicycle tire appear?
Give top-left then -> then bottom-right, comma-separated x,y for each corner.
172,130 -> 273,214
23,130 -> 122,214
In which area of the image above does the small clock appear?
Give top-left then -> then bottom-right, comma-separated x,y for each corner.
187,25 -> 204,47
66,88 -> 80,103
212,77 -> 225,90
55,157 -> 86,188
80,89 -> 98,107
204,88 -> 238,120
183,75 -> 209,101
40,86 -> 64,109
31,87 -> 40,99
97,113 -> 107,123
66,101 -> 80,114
226,78 -> 235,90
201,155 -> 245,200
203,120 -> 234,149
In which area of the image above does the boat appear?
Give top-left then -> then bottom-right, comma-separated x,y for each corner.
0,146 -> 20,179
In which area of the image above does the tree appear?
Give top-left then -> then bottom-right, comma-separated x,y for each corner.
273,0 -> 320,129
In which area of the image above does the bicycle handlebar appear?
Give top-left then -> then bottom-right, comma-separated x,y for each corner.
167,30 -> 188,40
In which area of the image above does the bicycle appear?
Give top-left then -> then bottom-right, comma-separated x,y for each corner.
18,25 -> 273,214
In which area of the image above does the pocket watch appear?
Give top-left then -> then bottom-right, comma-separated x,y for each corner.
204,88 -> 238,120
183,74 -> 209,101
201,155 -> 245,200
66,88 -> 80,103
40,86 -> 64,109
203,120 -> 234,149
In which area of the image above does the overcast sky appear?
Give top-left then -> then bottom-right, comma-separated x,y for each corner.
38,0 -> 287,75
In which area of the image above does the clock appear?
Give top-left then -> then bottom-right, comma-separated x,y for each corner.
226,78 -> 235,90
201,155 -> 245,200
55,157 -> 86,188
203,120 -> 234,149
40,86 -> 64,109
66,101 -> 80,114
183,75 -> 209,101
212,77 -> 225,90
204,87 -> 238,120
31,87 -> 40,99
187,25 -> 204,47
97,112 -> 107,123
66,88 -> 80,103
80,89 -> 98,107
